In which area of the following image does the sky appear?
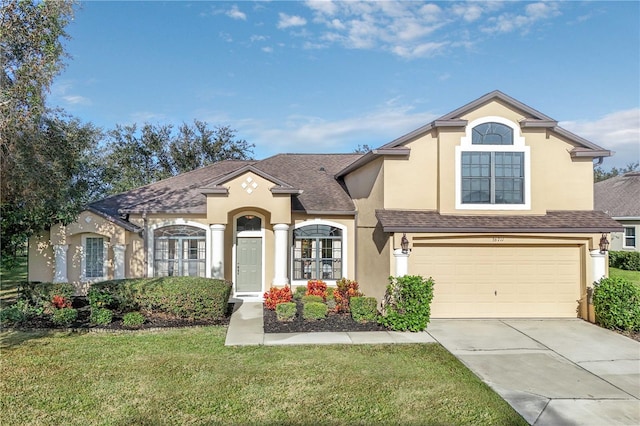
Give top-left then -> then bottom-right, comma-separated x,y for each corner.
50,0 -> 640,169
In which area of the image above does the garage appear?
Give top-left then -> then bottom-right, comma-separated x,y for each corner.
410,245 -> 581,318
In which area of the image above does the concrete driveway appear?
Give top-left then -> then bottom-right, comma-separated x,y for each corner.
427,319 -> 640,426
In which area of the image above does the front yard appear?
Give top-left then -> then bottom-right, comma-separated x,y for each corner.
1,327 -> 526,425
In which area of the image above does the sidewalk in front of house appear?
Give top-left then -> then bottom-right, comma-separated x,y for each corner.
225,300 -> 640,426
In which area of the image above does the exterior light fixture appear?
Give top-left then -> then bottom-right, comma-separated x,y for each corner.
599,233 -> 609,254
401,233 -> 409,254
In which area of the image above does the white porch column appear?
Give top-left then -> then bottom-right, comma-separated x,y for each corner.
273,224 -> 290,286
393,249 -> 410,277
211,224 -> 226,279
590,249 -> 607,284
53,244 -> 69,283
113,244 -> 126,279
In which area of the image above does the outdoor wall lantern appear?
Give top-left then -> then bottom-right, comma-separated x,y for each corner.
401,233 -> 409,254
599,233 -> 609,254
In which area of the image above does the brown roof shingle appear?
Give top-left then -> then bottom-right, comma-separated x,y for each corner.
375,210 -> 623,233
594,172 -> 640,218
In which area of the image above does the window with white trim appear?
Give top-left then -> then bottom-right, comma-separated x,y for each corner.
624,227 -> 636,248
293,225 -> 342,280
456,117 -> 530,210
85,237 -> 105,279
154,225 -> 206,277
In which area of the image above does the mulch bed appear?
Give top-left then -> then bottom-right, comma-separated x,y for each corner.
263,299 -> 387,333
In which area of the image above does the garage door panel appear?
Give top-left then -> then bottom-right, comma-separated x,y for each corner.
411,246 -> 580,318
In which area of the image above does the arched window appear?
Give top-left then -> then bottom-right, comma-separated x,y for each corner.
293,225 -> 342,280
472,122 -> 513,145
236,215 -> 261,232
154,225 -> 206,277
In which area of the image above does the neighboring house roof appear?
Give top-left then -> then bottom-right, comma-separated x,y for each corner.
87,154 -> 362,223
337,90 -> 612,177
594,172 -> 640,218
375,210 -> 623,233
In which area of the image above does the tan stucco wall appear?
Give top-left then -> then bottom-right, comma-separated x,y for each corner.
206,172 -> 291,225
343,157 -> 385,227
28,230 -> 54,283
355,226 -> 391,302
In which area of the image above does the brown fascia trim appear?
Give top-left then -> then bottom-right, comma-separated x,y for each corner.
271,187 -> 303,194
554,127 -> 610,153
292,209 -> 356,216
432,119 -> 468,128
199,187 -> 229,194
570,149 -> 612,158
380,225 -> 623,234
86,206 -> 142,233
336,148 -> 410,178
519,118 -> 558,128
371,147 -> 411,156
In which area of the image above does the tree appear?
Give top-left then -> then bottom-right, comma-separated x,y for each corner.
1,0 -> 79,264
594,162 -> 639,182
353,144 -> 372,154
101,121 -> 254,194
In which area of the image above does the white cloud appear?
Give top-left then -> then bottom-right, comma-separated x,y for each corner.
62,95 -> 91,105
482,1 -> 561,34
561,108 -> 640,169
277,13 -> 307,29
261,46 -> 273,53
226,5 -> 246,21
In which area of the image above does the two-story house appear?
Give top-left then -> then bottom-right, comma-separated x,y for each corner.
29,91 -> 621,318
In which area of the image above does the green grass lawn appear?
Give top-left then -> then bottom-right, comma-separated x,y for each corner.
610,267 -> 640,286
1,327 -> 527,425
0,256 -> 26,302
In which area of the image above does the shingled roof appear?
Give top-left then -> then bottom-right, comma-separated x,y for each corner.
375,210 -> 623,233
594,172 -> 640,218
88,154 -> 362,228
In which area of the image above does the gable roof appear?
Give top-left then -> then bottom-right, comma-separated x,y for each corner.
594,172 -> 640,218
88,154 -> 362,225
337,90 -> 611,177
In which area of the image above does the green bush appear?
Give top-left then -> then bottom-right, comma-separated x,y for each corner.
122,311 -> 145,328
609,251 -> 640,271
275,302 -> 297,321
593,276 -> 640,331
52,308 -> 78,327
90,308 -> 113,325
87,287 -> 116,309
0,302 -> 28,325
90,277 -> 232,321
301,295 -> 323,304
303,302 -> 328,320
350,297 -> 378,323
379,275 -> 434,332
293,286 -> 307,300
19,282 -> 75,312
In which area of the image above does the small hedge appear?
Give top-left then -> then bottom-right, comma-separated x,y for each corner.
609,251 -> 640,271
90,277 -> 233,321
593,276 -> 640,331
301,295 -> 323,304
276,302 -> 297,321
350,297 -> 378,323
379,275 -> 434,332
303,301 -> 328,320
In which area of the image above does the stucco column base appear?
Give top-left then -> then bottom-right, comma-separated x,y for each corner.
113,244 -> 126,279
211,224 -> 226,279
393,249 -> 410,277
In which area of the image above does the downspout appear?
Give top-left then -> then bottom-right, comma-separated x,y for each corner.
594,156 -> 604,166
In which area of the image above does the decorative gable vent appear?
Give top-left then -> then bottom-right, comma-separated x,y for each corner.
241,176 -> 259,194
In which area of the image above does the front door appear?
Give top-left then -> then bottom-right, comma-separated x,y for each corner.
236,237 -> 262,293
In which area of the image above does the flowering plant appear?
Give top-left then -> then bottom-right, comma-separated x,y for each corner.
333,278 -> 362,313
51,294 -> 72,309
264,286 -> 292,310
305,279 -> 327,301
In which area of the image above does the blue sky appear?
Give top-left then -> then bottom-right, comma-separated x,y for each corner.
51,1 -> 639,169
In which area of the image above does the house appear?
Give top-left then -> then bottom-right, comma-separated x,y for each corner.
29,90 -> 622,318
594,172 -> 640,252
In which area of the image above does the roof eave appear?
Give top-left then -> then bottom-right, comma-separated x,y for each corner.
380,226 -> 623,234
292,209 -> 356,216
86,206 -> 143,233
571,149 -> 612,158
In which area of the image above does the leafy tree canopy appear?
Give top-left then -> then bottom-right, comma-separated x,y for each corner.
594,162 -> 639,182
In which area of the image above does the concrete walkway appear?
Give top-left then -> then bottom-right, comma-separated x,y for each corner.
225,300 -> 640,426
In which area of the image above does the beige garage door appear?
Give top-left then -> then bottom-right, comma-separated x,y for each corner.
410,245 -> 581,318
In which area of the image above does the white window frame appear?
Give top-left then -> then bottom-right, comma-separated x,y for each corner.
147,220 -> 211,278
455,116 -> 531,210
80,234 -> 108,282
623,227 -> 637,248
291,219 -> 348,287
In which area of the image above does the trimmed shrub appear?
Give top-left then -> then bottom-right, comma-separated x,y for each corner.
52,307 -> 78,327
303,302 -> 328,320
276,302 -> 297,321
19,282 -> 74,314
333,278 -> 363,313
306,279 -> 327,301
0,302 -> 28,325
293,286 -> 307,300
90,308 -> 113,326
350,297 -> 378,323
122,311 -> 145,328
609,251 -> 640,271
87,286 -> 116,310
301,295 -> 323,304
593,277 -> 640,331
264,286 -> 293,310
379,275 -> 434,332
